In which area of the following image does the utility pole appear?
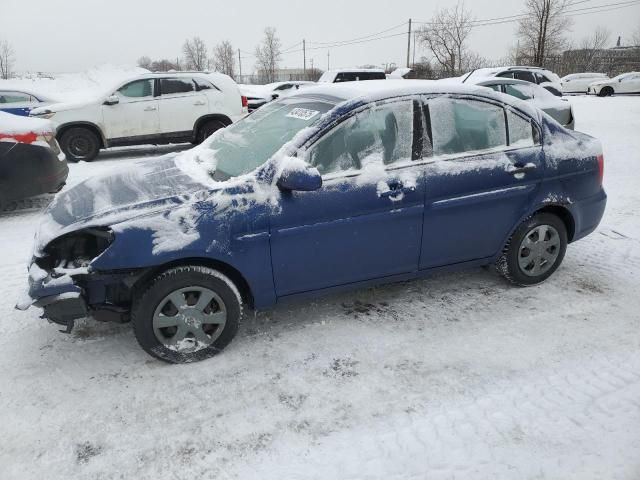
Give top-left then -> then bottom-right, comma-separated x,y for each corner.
327,50 -> 330,70
303,39 -> 307,80
407,18 -> 412,68
310,58 -> 314,75
412,31 -> 417,68
238,49 -> 242,79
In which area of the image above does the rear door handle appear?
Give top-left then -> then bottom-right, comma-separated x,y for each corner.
379,181 -> 415,198
144,106 -> 157,112
193,101 -> 206,106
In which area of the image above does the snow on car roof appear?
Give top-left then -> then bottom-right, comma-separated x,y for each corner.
0,110 -> 54,135
290,79 -> 541,120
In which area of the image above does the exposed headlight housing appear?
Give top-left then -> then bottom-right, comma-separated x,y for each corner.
30,109 -> 56,119
37,227 -> 114,272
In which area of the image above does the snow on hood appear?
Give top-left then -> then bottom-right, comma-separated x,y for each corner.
0,111 -> 54,135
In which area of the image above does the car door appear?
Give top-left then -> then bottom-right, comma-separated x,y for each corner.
102,79 -> 159,141
420,95 -> 544,269
269,99 -> 426,297
157,77 -> 208,136
619,74 -> 640,93
0,91 -> 38,116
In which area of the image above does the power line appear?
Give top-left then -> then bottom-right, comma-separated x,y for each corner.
307,21 -> 408,46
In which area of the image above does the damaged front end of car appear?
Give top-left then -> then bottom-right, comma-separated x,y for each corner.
16,227 -> 140,333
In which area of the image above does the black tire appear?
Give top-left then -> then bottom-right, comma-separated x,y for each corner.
195,119 -> 226,144
59,127 -> 101,162
598,86 -> 614,97
496,213 -> 568,286
132,266 -> 242,363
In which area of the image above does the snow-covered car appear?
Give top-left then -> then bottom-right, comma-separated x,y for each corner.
471,77 -> 575,129
30,72 -> 248,162
0,111 -> 67,210
240,81 -> 315,112
19,80 -> 606,363
561,73 -> 609,94
587,72 -> 640,96
0,89 -> 56,117
463,66 -> 563,97
318,68 -> 386,83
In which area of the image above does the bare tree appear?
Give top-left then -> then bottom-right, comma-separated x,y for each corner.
574,27 -> 611,71
517,0 -> 572,66
137,56 -> 152,70
151,59 -> 180,72
418,3 -> 475,77
255,27 -> 282,83
212,40 -> 236,78
183,36 -> 209,71
0,38 -> 15,80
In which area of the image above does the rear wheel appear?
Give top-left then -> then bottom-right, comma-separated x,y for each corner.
497,213 -> 568,286
195,119 -> 226,144
59,127 -> 100,162
132,266 -> 242,363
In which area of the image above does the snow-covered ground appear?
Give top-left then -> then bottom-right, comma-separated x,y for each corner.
1,96 -> 639,480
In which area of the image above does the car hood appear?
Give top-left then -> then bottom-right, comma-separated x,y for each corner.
589,80 -> 609,87
34,155 -> 210,252
31,99 -> 97,115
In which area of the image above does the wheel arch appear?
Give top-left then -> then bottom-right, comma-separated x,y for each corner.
535,204 -> 576,242
56,121 -> 107,148
133,256 -> 255,309
193,114 -> 233,139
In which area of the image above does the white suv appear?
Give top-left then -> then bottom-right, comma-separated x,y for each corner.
30,72 -> 248,161
462,66 -> 563,97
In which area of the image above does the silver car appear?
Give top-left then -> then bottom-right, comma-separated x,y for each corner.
472,78 -> 575,130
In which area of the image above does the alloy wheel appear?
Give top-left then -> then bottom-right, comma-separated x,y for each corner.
517,224 -> 561,277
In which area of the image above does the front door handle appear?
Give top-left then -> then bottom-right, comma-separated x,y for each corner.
144,106 -> 157,112
508,163 -> 537,176
193,101 -> 206,106
378,181 -> 415,199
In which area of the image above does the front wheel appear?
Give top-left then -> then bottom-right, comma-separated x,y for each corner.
195,119 -> 226,144
598,86 -> 614,97
59,127 -> 101,162
132,266 -> 242,363
496,213 -> 568,286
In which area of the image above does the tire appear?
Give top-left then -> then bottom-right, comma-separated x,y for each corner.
496,213 -> 568,287
598,86 -> 614,97
195,119 -> 226,144
132,266 -> 242,363
59,127 -> 101,162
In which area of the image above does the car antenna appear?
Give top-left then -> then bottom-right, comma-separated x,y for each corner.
461,69 -> 475,83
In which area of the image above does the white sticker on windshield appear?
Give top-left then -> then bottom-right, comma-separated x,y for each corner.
286,108 -> 320,121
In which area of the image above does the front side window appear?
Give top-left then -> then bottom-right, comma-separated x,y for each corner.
514,71 -> 536,83
274,84 -> 293,91
536,73 -> 551,83
117,80 -> 153,98
507,110 -> 535,148
0,92 -> 32,103
497,71 -> 514,79
308,100 -> 414,176
161,78 -> 196,95
429,97 -> 507,156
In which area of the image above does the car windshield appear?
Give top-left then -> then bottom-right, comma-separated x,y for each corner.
610,73 -> 629,81
203,97 -> 337,180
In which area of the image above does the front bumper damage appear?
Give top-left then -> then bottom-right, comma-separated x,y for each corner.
16,262 -> 138,333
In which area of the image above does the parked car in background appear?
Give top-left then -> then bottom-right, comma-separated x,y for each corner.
561,73 -> 609,94
463,66 -> 563,97
587,72 -> 640,96
0,111 -> 67,210
20,81 -> 606,363
30,72 -> 247,162
0,89 -> 56,117
240,81 -> 315,112
471,77 -> 575,129
318,68 -> 386,83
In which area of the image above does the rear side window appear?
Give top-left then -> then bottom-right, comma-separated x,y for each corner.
504,83 -> 534,100
485,84 -> 502,92
194,78 -> 218,91
309,100 -> 414,175
161,78 -> 196,95
507,111 -> 535,148
536,73 -> 551,83
514,71 -> 536,83
0,92 -> 32,103
497,71 -> 514,79
118,79 -> 153,98
429,98 -> 507,156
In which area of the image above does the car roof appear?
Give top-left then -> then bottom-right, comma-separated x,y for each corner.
322,68 -> 386,74
290,79 -> 541,119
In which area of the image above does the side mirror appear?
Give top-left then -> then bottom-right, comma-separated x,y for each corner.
618,79 -> 622,82
272,93 -> 279,101
277,164 -> 322,192
103,94 -> 120,106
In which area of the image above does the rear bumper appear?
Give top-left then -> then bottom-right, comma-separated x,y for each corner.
568,188 -> 607,242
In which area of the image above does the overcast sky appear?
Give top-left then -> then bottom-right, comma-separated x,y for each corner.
3,0 -> 639,74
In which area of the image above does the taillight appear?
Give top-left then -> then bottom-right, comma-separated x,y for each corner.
597,153 -> 604,184
241,95 -> 248,108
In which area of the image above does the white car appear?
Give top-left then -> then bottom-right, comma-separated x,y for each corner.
239,81 -> 315,112
0,89 -> 57,117
30,72 -> 248,162
462,66 -> 563,97
587,72 -> 640,97
318,68 -> 387,83
561,73 -> 609,94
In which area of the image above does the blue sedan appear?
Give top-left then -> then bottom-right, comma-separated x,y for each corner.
19,81 -> 607,363
0,89 -> 54,116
